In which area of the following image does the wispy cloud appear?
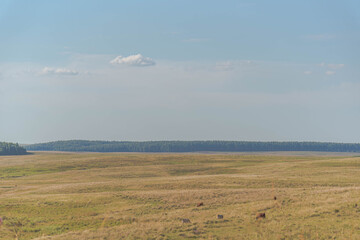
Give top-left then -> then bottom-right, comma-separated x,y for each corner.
328,63 -> 344,69
40,67 -> 79,76
215,61 -> 234,71
318,63 -> 344,73
325,71 -> 336,75
110,54 -> 156,67
304,71 -> 312,75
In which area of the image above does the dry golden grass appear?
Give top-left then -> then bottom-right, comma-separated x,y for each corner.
0,152 -> 360,239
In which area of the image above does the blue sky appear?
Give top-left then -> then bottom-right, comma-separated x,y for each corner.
0,0 -> 359,143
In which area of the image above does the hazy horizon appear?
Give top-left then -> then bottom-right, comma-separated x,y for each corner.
21,139 -> 360,146
1,0 -> 359,143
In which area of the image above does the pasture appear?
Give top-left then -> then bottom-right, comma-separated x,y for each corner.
0,152 -> 360,239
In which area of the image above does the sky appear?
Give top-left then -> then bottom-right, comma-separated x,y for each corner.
0,0 -> 360,143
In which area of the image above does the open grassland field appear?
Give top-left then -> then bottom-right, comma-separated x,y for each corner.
1,152 -> 360,239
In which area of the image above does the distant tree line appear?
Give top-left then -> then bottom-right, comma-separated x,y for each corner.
0,142 -> 27,155
25,140 -> 360,153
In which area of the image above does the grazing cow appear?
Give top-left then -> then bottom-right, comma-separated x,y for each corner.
256,212 -> 266,219
273,196 -> 277,200
217,215 -> 223,219
197,202 -> 204,207
182,218 -> 191,223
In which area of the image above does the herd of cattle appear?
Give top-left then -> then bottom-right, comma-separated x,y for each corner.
181,197 -> 276,224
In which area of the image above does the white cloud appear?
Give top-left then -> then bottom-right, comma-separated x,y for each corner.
215,61 -> 234,71
325,71 -> 336,75
304,71 -> 312,75
110,54 -> 156,67
328,63 -> 344,69
41,67 -> 79,76
318,63 -> 344,70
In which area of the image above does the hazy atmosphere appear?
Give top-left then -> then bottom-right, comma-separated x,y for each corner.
2,2 -> 360,239
1,0 -> 359,143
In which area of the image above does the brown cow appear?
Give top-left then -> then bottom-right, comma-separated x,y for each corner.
197,202 -> 204,207
273,196 -> 277,200
256,212 -> 266,219
182,218 -> 191,223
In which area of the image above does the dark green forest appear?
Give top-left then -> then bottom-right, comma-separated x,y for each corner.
25,140 -> 360,153
0,142 -> 27,155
